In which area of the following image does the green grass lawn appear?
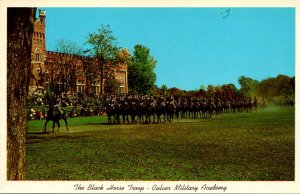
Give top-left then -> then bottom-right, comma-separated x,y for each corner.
25,105 -> 295,180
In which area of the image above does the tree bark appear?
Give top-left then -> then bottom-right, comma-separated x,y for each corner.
7,8 -> 36,180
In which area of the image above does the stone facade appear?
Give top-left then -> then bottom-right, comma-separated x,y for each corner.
30,9 -> 128,95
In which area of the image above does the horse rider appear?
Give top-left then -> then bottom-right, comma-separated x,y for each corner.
170,95 -> 177,107
54,95 -> 63,114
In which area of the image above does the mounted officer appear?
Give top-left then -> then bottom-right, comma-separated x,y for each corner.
54,94 -> 63,115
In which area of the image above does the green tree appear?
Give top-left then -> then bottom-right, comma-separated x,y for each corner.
258,74 -> 295,101
258,77 -> 275,99
238,76 -> 259,97
275,75 -> 294,97
200,84 -> 206,91
85,25 -> 119,94
149,85 -> 160,96
7,8 -> 36,180
160,84 -> 168,95
128,44 -> 157,94
207,85 -> 215,97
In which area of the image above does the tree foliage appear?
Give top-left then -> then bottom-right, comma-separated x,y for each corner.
56,39 -> 83,55
258,75 -> 295,100
81,57 -> 97,96
128,44 -> 157,94
54,39 -> 83,94
238,76 -> 259,97
117,48 -> 131,64
105,77 -> 120,94
85,25 -> 120,94
160,84 -> 168,95
238,74 -> 295,103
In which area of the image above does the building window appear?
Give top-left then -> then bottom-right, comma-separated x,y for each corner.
36,54 -> 40,62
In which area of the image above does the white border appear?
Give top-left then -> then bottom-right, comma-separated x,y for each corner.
0,0 -> 299,193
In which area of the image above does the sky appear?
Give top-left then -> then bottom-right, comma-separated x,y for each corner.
40,7 -> 295,90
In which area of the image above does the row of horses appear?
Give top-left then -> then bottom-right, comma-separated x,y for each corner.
42,95 -> 260,133
106,96 -> 258,124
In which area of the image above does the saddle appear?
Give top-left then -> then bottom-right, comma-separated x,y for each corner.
53,107 -> 63,115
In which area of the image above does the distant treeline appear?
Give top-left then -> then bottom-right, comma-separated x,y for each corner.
238,74 -> 295,105
150,74 -> 294,105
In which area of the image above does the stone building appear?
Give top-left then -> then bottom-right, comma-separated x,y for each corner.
30,9 -> 128,95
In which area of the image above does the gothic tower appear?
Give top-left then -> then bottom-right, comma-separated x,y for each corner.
30,9 -> 47,94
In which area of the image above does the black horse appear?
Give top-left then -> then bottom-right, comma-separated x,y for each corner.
44,107 -> 68,133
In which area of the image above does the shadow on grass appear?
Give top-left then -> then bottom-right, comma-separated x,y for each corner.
27,132 -> 51,135
86,122 -> 107,125
89,122 -> 132,125
26,133 -> 84,145
92,121 -> 204,126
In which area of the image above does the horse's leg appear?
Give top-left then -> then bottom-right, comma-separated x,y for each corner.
44,119 -> 49,133
122,114 -> 126,124
115,114 -> 119,124
117,114 -> 121,124
108,115 -> 111,124
141,114 -> 144,124
167,112 -> 170,123
64,118 -> 68,132
52,121 -> 55,133
132,114 -> 136,123
145,114 -> 148,124
157,113 -> 161,124
57,121 -> 60,132
149,113 -> 153,124
137,114 -> 140,123
113,114 -> 116,124
153,113 -> 156,124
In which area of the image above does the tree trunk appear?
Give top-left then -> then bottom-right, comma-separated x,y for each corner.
7,8 -> 36,180
100,62 -> 103,94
